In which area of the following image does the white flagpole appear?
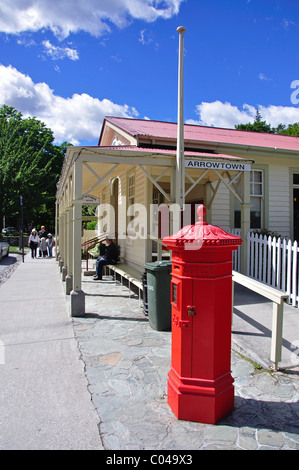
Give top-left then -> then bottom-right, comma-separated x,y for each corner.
176,26 -> 186,211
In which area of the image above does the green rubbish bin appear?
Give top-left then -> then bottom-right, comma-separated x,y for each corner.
144,260 -> 172,331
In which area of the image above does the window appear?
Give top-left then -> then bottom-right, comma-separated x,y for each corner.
250,170 -> 263,229
127,173 -> 135,222
234,169 -> 264,229
128,174 -> 135,206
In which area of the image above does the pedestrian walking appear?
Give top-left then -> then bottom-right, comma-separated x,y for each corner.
28,228 -> 39,258
46,233 -> 55,257
38,225 -> 48,257
40,237 -> 47,257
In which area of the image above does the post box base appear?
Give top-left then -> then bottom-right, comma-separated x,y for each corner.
167,368 -> 234,425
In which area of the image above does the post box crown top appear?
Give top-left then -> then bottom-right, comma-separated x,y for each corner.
163,205 -> 243,248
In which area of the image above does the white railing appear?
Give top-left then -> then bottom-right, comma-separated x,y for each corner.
242,232 -> 299,308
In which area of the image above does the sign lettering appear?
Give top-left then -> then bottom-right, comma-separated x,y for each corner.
185,160 -> 251,171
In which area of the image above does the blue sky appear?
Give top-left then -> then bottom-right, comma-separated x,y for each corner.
1,0 -> 299,145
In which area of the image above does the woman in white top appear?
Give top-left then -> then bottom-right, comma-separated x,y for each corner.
28,228 -> 39,258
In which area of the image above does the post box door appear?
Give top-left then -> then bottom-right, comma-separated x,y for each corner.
171,277 -> 193,377
191,276 -> 232,380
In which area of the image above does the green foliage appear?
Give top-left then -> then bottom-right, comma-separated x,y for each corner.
235,109 -> 275,133
86,220 -> 97,230
236,108 -> 299,136
82,205 -> 97,217
275,122 -> 299,136
0,105 -> 70,230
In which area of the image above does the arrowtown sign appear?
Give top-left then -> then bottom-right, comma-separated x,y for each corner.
185,159 -> 251,171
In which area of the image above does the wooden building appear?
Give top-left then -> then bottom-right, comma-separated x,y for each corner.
56,116 -> 299,315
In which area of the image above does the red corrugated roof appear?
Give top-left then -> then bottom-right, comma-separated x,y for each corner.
104,116 -> 299,152
95,145 -> 250,161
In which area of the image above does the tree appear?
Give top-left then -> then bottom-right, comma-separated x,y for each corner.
235,108 -> 299,137
235,109 -> 275,133
0,105 -> 69,232
275,122 -> 299,136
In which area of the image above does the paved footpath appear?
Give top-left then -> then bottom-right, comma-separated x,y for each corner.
0,254 -> 103,450
0,252 -> 298,450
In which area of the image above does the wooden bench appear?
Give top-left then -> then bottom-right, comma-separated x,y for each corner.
232,270 -> 289,370
105,263 -> 143,305
88,247 -> 99,258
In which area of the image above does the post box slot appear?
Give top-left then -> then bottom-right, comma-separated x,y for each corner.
171,280 -> 181,307
172,283 -> 177,305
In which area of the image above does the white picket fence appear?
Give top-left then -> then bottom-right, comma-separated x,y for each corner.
230,228 -> 241,273
232,231 -> 299,308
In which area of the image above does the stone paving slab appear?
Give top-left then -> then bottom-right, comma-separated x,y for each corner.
68,275 -> 299,451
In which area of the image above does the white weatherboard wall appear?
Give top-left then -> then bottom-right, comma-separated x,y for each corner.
210,182 -> 230,231
124,167 -> 148,270
268,165 -> 290,239
107,167 -> 147,271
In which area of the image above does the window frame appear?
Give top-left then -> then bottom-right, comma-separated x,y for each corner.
127,171 -> 135,224
232,167 -> 267,230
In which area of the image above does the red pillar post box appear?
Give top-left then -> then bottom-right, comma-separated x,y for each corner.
163,205 -> 242,424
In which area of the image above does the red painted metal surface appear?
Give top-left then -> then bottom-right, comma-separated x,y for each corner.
163,205 -> 242,424
103,116 -> 299,152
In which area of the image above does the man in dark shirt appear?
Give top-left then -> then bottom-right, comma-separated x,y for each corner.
38,225 -> 48,257
93,237 -> 118,280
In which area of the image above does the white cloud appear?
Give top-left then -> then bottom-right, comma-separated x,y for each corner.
259,72 -> 271,81
42,40 -> 79,61
16,37 -> 36,47
187,100 -> 299,129
258,104 -> 299,127
138,29 -> 159,50
139,29 -> 150,45
0,64 -> 138,144
186,101 -> 256,128
281,18 -> 296,30
0,0 -> 183,38
139,29 -> 152,45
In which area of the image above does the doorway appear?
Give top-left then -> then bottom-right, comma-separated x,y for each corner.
181,200 -> 204,227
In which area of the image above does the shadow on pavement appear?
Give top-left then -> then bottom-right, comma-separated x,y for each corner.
220,396 -> 299,436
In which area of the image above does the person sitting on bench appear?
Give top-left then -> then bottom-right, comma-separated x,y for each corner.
93,236 -> 119,280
